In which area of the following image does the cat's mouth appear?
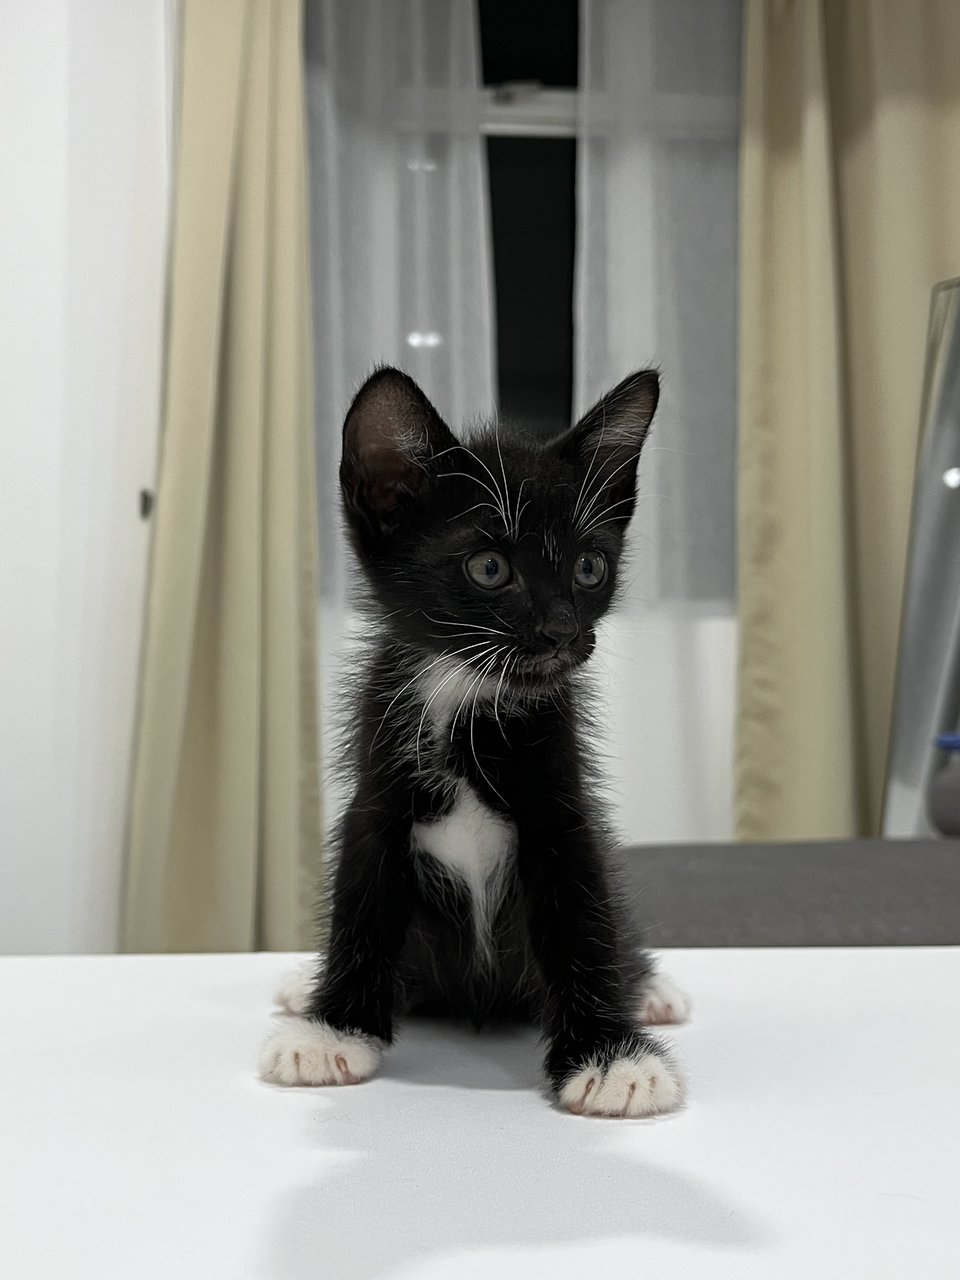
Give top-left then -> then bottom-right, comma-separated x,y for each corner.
514,650 -> 581,682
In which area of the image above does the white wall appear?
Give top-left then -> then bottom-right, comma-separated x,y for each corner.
0,2 -> 173,952
593,609 -> 736,843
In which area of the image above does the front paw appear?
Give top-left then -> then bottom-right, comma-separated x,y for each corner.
272,960 -> 318,1016
636,971 -> 692,1026
258,1016 -> 381,1087
555,1037 -> 684,1118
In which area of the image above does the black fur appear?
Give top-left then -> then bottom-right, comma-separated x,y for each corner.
308,366 -> 670,1097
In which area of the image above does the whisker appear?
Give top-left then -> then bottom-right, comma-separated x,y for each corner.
572,420 -> 607,527
415,647 -> 495,772
423,615 -> 511,638
491,644 -> 519,740
512,477 -> 531,539
438,470 -> 506,517
576,451 -> 644,530
447,501 -> 504,524
493,425 -> 519,540
437,441 -> 511,531
467,650 -> 507,804
368,641 -> 492,759
579,495 -> 638,534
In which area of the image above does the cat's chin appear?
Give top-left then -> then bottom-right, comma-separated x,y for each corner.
513,651 -> 583,686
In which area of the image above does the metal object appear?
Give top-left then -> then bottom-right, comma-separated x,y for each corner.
883,279 -> 960,836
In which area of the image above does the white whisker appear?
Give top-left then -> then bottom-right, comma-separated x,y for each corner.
579,495 -> 638,534
368,641 -> 492,758
467,650 -> 507,804
415,647 -> 496,772
572,421 -> 607,527
443,441 -> 511,530
576,450 -> 642,531
438,470 -> 506,516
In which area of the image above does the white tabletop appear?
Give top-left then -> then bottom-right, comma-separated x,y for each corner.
2,948 -> 958,1279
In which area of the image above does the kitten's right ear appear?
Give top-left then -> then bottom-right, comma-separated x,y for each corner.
340,367 -> 456,537
552,369 -> 659,531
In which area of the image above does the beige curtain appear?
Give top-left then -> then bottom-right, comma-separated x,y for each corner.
123,0 -> 321,951
736,1 -> 960,840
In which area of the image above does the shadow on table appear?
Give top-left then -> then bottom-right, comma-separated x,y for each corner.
258,1023 -> 767,1279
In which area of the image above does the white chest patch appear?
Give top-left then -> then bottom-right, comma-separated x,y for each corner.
411,779 -> 515,956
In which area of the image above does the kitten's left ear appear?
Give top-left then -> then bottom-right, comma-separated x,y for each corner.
340,366 -> 457,538
554,369 -> 659,530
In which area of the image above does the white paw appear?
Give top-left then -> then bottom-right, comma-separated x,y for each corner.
272,960 -> 318,1016
637,972 -> 692,1026
258,1016 -> 381,1087
559,1050 -> 684,1118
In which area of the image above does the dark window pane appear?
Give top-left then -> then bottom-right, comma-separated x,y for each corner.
478,0 -> 578,88
486,137 -> 575,437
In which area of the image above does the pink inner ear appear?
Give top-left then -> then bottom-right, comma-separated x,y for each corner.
341,369 -> 456,526
359,447 -> 420,514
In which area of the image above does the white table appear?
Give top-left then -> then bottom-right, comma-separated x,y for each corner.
2,949 -> 958,1279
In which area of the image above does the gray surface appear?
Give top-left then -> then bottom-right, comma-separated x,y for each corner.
622,839 -> 960,947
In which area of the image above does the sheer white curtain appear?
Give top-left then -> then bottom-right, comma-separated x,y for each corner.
576,0 -> 742,842
304,0 -> 496,809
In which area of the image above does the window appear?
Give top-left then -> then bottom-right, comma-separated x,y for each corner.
479,0 -> 578,436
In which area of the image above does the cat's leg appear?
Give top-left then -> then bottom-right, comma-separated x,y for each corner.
259,801 -> 413,1088
516,831 -> 685,1119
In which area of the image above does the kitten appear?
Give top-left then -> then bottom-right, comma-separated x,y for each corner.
259,367 -> 689,1117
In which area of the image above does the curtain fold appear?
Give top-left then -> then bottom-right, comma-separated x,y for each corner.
123,0 -> 321,952
736,0 -> 960,840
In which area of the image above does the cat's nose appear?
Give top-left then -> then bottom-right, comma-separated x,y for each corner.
538,606 -> 579,650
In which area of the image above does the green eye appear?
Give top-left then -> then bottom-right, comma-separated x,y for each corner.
573,550 -> 607,588
465,550 -> 512,590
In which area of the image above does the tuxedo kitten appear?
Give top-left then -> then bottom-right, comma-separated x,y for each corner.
259,367 -> 690,1118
